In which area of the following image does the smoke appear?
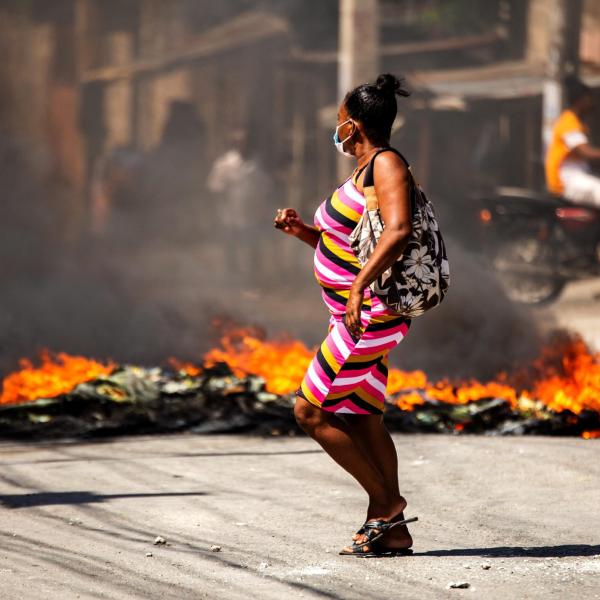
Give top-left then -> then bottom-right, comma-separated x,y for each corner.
0,115 -> 558,384
390,235 -> 554,381
0,0 -> 564,386
0,122 -> 308,378
1,150 -> 563,391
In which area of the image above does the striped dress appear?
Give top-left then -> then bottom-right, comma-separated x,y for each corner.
296,166 -> 412,415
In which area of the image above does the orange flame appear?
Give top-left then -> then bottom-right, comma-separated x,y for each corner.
0,349 -> 117,405
167,358 -> 203,377
1,326 -> 599,428
202,324 -> 313,396
387,373 -> 518,410
527,336 -> 600,414
198,325 -> 599,416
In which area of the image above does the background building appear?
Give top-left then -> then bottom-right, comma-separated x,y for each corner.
1,0 -> 600,377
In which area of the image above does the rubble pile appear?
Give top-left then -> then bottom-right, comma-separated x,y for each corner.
0,361 -> 598,440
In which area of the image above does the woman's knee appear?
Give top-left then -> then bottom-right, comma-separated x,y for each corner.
294,396 -> 327,431
343,413 -> 384,432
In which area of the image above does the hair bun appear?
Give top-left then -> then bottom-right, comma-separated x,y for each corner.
375,73 -> 410,98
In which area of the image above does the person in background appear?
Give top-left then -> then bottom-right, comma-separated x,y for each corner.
207,127 -> 274,290
89,146 -> 142,238
545,77 -> 600,206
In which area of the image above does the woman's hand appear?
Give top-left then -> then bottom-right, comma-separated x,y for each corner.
343,285 -> 365,341
274,207 -> 321,248
273,208 -> 305,237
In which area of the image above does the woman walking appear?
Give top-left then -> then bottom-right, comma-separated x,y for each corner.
274,73 -> 419,557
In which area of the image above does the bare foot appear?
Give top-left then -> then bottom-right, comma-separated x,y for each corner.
372,510 -> 413,549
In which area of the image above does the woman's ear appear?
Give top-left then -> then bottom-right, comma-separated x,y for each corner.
349,119 -> 362,145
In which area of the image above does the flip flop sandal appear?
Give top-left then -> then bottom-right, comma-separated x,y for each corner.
339,540 -> 414,558
367,543 -> 414,558
351,510 -> 410,541
339,516 -> 418,557
352,521 -> 368,539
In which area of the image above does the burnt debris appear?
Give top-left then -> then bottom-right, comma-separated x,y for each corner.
0,362 -> 598,440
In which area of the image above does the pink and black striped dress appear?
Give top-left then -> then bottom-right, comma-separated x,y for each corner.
296,164 -> 412,415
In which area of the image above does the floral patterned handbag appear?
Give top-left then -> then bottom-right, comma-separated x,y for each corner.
348,148 -> 450,317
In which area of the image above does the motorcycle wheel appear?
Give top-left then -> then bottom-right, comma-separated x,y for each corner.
491,232 -> 567,305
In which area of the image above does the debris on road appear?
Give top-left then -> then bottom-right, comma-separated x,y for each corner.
0,359 -> 598,440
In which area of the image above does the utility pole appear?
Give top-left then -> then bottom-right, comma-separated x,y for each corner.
541,0 -> 583,151
337,0 -> 379,180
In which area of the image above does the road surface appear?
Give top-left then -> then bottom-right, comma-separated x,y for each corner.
0,432 -> 598,599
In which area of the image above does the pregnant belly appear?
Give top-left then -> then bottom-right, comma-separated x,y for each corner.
313,233 -> 361,289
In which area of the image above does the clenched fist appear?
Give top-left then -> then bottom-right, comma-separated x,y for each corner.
273,208 -> 305,237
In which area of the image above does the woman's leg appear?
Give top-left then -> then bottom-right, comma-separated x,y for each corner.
294,396 -> 405,520
341,413 -> 413,548
342,413 -> 401,505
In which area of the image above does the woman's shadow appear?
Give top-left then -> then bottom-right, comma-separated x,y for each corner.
415,545 -> 600,558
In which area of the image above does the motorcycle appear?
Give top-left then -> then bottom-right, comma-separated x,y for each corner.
471,186 -> 600,305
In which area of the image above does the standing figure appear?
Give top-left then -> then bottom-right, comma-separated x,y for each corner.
274,73 -> 419,557
545,77 -> 600,206
208,128 -> 273,288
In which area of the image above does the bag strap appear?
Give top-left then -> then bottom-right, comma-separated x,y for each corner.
362,147 -> 413,210
350,162 -> 369,185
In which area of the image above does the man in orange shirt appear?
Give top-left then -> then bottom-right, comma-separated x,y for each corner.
545,77 -> 600,206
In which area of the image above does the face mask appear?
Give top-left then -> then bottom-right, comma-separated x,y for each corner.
333,119 -> 355,156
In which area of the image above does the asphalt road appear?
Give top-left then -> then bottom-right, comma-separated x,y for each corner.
0,432 -> 599,600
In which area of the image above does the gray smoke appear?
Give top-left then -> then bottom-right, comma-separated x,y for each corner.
390,235 -> 553,381
0,129 -> 556,385
0,0 -> 560,387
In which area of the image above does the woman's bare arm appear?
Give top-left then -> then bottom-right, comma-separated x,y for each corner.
295,223 -> 321,248
351,152 -> 412,292
342,151 -> 412,339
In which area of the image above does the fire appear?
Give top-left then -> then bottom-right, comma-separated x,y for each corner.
387,372 -> 518,410
202,323 -> 313,396
527,336 -> 600,414
0,349 -> 116,405
167,358 -> 202,377
196,324 -> 599,416
1,325 -> 599,426
196,322 -> 522,407
197,322 -> 517,406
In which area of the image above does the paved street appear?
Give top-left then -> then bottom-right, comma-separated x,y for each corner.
0,432 -> 598,599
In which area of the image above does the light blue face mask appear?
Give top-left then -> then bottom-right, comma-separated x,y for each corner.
333,119 -> 355,156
